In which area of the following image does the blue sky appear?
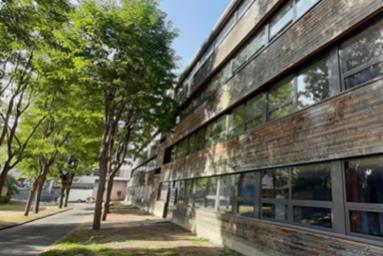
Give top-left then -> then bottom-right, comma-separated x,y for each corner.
159,0 -> 232,74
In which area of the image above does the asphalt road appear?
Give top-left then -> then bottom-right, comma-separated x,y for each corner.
0,204 -> 93,256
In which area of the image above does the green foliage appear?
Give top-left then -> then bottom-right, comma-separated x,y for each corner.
45,0 -> 178,159
2,0 -> 178,199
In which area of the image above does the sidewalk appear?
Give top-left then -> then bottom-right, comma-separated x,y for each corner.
42,204 -> 241,256
0,204 -> 93,256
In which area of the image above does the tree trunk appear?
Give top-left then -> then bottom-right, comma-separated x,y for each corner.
93,146 -> 109,230
64,174 -> 74,208
0,163 -> 11,198
64,187 -> 71,207
102,174 -> 115,221
34,179 -> 45,214
59,186 -> 65,208
24,180 -> 38,216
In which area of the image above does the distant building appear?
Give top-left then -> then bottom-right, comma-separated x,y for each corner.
68,175 -> 97,202
127,1 -> 383,255
94,177 -> 129,201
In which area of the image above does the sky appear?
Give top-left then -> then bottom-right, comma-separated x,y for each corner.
159,0 -> 232,74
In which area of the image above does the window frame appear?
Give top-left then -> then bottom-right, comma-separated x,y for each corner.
266,76 -> 296,121
260,164 -> 335,231
218,174 -> 240,213
236,171 -> 261,218
339,19 -> 383,91
342,156 -> 383,241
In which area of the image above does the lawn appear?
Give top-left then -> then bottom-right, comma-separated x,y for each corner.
41,204 -> 242,256
0,201 -> 68,229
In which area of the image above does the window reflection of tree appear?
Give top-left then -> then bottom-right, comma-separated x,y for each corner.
297,60 -> 329,109
268,81 -> 294,120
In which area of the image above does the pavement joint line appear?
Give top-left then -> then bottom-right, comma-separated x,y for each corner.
0,207 -> 73,231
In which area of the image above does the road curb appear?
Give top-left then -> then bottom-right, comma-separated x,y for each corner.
0,207 -> 72,231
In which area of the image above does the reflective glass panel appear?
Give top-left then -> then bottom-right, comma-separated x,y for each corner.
296,0 -> 319,18
268,79 -> 294,120
297,58 -> 330,109
269,1 -> 294,39
350,210 -> 383,237
292,163 -> 332,201
262,203 -> 288,221
345,156 -> 383,204
262,169 -> 289,199
206,177 -> 218,208
293,206 -> 332,228
340,20 -> 383,89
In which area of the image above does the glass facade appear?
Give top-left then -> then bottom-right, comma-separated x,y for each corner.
296,58 -> 330,109
269,1 -> 294,39
345,156 -> 383,204
350,210 -> 383,237
291,163 -> 332,201
238,172 -> 257,216
267,79 -> 295,120
293,206 -> 332,228
158,155 -> 383,240
262,169 -> 289,199
262,203 -> 288,221
179,0 -> 321,122
340,19 -> 383,89
206,177 -> 218,208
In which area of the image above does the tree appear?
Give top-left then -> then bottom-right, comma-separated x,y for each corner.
49,0 -> 177,230
102,108 -> 159,221
0,0 -> 71,197
19,104 -> 70,216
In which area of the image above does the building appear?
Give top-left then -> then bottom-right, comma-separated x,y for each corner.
68,175 -> 97,202
94,177 -> 129,202
126,0 -> 383,255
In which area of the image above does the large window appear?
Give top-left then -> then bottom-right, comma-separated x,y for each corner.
345,156 -> 383,238
210,115 -> 228,144
350,211 -> 383,238
291,163 -> 332,201
296,58 -> 330,109
245,93 -> 265,130
219,175 -> 239,212
237,172 -> 258,217
340,19 -> 383,89
233,29 -> 266,71
170,156 -> 383,240
261,168 -> 289,222
261,164 -> 333,229
267,78 -> 294,121
206,177 -> 218,209
293,206 -> 332,228
269,1 -> 294,39
177,139 -> 189,159
227,105 -> 246,137
261,168 -> 289,199
191,128 -> 206,153
193,178 -> 207,208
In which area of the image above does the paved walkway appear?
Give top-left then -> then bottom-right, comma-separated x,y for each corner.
0,204 -> 93,256
42,205 -> 241,256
